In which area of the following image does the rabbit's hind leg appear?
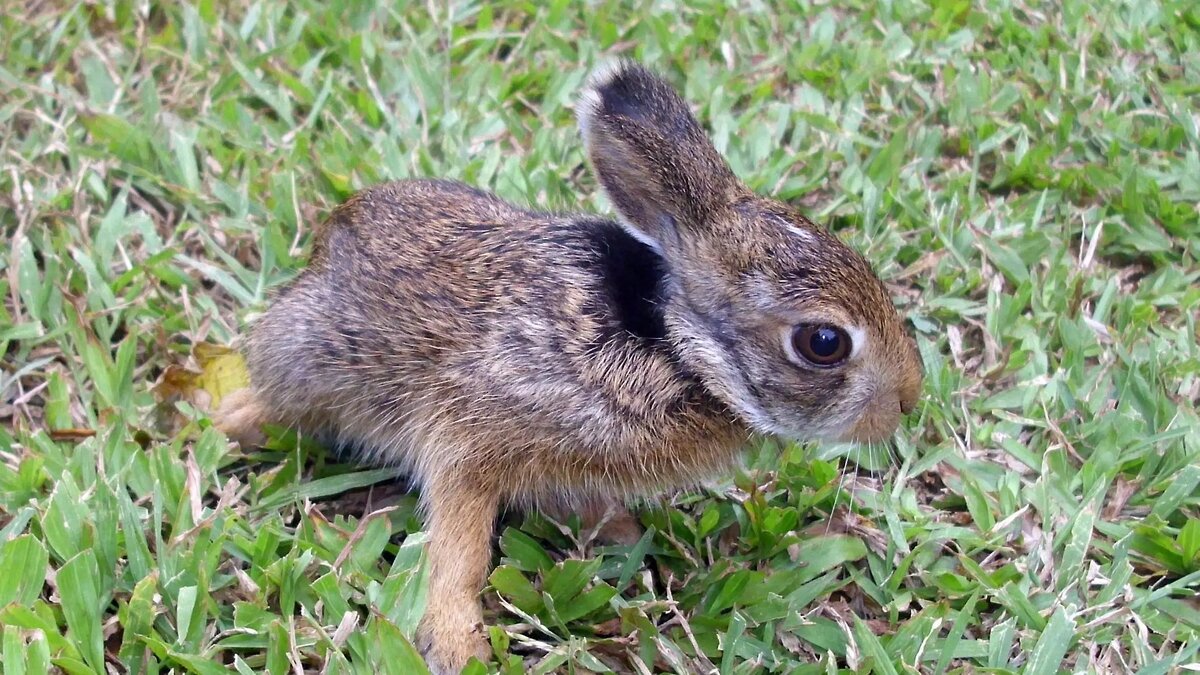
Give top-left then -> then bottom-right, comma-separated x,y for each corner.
217,277 -> 348,446
212,387 -> 269,447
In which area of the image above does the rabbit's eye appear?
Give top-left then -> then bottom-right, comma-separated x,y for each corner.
791,324 -> 851,367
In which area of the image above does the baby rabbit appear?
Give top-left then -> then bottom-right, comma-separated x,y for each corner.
216,60 -> 922,673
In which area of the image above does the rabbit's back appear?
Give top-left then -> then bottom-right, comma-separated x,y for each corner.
245,179 -> 745,496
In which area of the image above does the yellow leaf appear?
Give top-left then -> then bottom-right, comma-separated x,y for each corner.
152,343 -> 250,412
192,344 -> 250,409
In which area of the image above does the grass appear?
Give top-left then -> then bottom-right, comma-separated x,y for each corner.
2,0 -> 1199,672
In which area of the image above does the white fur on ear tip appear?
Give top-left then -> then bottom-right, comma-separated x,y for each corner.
585,59 -> 631,91
575,59 -> 631,135
575,87 -> 602,137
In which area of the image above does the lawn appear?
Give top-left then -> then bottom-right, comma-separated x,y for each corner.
2,0 -> 1199,673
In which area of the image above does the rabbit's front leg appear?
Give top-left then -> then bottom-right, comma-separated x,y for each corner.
415,473 -> 499,674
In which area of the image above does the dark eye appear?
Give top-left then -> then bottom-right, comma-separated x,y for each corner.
791,324 -> 851,367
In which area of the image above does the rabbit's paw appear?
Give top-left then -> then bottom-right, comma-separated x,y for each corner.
416,604 -> 490,675
590,503 -> 644,546
541,498 -> 644,546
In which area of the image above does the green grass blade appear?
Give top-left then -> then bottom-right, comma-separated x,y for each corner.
56,550 -> 106,671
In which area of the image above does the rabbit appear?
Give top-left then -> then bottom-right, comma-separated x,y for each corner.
214,60 -> 923,674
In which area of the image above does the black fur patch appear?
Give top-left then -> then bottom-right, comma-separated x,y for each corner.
584,220 -> 668,344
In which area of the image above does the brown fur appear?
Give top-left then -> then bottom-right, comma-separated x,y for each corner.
215,61 -> 922,674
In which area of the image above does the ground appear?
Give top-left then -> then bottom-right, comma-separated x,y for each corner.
2,1 -> 1199,673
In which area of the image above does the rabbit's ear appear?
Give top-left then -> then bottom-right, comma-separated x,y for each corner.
577,61 -> 741,250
